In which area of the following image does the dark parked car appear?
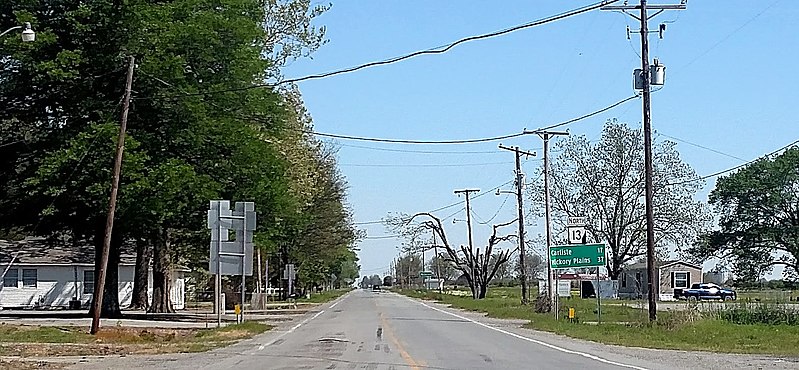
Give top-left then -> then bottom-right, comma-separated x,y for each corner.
677,283 -> 736,301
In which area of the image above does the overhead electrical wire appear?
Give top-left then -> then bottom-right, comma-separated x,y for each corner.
140,70 -> 638,146
333,142 -> 511,155
310,95 -> 637,145
680,0 -> 780,70
339,161 -> 517,168
666,139 -> 799,187
354,179 -> 514,227
146,0 -> 620,101
532,94 -> 639,132
475,194 -> 510,225
658,132 -> 748,162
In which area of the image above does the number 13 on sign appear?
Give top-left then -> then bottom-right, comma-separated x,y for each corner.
567,226 -> 585,244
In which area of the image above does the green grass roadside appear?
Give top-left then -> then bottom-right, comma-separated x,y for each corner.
398,287 -> 799,356
299,288 -> 352,304
0,321 -> 271,357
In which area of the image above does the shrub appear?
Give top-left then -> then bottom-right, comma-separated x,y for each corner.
713,302 -> 799,325
533,294 -> 551,313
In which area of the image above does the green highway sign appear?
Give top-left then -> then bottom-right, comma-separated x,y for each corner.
549,243 -> 606,269
419,271 -> 433,277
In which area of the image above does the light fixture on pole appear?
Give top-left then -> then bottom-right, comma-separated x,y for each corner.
21,23 -> 35,42
1,22 -> 35,42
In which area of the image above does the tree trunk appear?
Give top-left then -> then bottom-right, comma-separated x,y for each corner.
89,230 -> 122,318
130,238 -> 151,310
148,228 -> 174,313
478,284 -> 487,299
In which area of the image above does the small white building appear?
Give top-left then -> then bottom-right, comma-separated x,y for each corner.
0,238 -> 186,310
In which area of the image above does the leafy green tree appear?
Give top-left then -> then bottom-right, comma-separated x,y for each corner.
369,275 -> 382,287
2,0 -> 354,316
691,147 -> 799,281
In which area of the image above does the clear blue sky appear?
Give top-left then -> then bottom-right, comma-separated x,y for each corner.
282,0 -> 798,279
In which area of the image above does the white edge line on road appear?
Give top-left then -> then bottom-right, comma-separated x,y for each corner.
411,297 -> 648,370
259,309 -> 325,349
256,290 -> 353,351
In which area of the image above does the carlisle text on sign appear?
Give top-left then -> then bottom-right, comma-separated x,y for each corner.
549,243 -> 606,269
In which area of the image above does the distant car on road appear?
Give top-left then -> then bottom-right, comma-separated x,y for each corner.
677,283 -> 736,301
372,284 -> 381,292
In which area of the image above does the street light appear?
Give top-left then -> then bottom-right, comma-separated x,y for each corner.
1,22 -> 35,42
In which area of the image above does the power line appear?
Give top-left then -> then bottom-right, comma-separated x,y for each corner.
531,94 -> 639,132
145,0 -> 620,101
680,0 -> 780,70
339,161 -> 517,168
666,139 -> 799,187
353,220 -> 384,226
314,94 -> 637,145
333,142 -> 512,155
475,194 -> 511,225
658,132 -> 748,162
353,180 -> 514,226
140,71 -> 637,146
312,130 -> 527,145
363,235 -> 402,240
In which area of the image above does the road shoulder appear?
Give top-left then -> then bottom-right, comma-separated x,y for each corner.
398,292 -> 799,370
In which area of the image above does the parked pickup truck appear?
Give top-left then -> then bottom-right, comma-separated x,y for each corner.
676,283 -> 736,301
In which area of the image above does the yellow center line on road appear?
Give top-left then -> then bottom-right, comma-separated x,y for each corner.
378,310 -> 422,370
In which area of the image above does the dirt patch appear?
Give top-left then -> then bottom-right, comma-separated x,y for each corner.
0,360 -> 66,370
210,329 -> 251,340
93,327 -> 197,344
0,322 -> 269,358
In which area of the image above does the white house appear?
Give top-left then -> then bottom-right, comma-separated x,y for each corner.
0,238 -> 186,310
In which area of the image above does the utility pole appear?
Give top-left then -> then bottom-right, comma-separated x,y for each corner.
91,56 -> 135,335
498,145 -> 536,304
454,189 -> 480,253
523,130 -> 568,314
432,232 -> 442,292
601,0 -> 685,322
455,188 -> 479,296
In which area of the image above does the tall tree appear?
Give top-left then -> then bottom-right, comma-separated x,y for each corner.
426,253 -> 458,281
515,252 -> 545,282
544,120 -> 711,279
690,146 -> 799,280
395,253 -> 423,287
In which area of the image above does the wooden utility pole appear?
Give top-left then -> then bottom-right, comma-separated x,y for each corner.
91,56 -> 135,335
454,188 -> 479,293
600,0 -> 686,322
523,130 -> 568,314
454,189 -> 480,251
498,145 -> 536,304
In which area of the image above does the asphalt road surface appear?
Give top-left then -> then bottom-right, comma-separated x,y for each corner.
73,290 -> 797,370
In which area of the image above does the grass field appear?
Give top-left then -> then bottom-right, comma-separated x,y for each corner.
299,288 -> 352,303
399,287 -> 799,356
0,321 -> 271,357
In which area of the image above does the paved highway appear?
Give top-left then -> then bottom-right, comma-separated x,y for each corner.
73,290 -> 796,370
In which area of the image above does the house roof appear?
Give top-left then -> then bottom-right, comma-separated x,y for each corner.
624,260 -> 702,271
0,238 -> 136,265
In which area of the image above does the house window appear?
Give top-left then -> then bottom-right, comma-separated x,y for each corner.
674,271 -> 689,289
83,270 -> 94,295
3,269 -> 17,288
22,269 -> 37,288
621,273 -> 627,288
